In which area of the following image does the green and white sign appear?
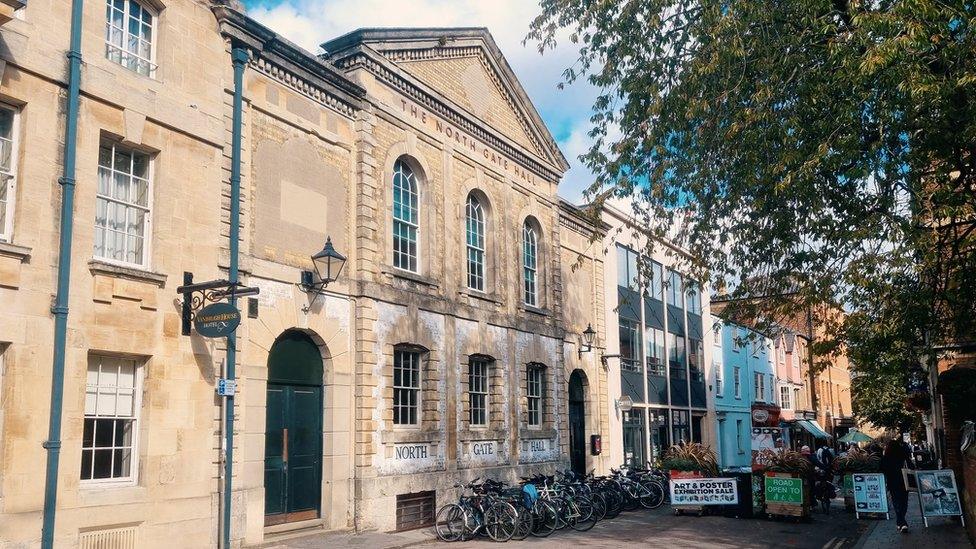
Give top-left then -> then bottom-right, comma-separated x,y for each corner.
765,476 -> 804,505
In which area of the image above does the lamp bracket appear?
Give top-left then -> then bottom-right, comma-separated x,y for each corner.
176,272 -> 260,336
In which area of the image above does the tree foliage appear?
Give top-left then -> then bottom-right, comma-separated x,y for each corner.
529,1 -> 976,428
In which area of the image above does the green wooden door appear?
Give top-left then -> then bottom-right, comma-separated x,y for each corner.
264,383 -> 322,525
265,330 -> 324,526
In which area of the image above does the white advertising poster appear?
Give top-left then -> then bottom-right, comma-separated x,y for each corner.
916,469 -> 963,518
852,473 -> 889,515
669,477 -> 739,506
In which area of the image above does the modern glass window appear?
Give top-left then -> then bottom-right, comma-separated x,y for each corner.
619,318 -> 641,372
465,194 -> 486,291
616,245 -> 639,289
668,332 -> 686,379
82,356 -> 141,482
522,221 -> 538,306
686,283 -> 701,315
622,409 -> 646,467
468,358 -> 489,426
650,261 -> 663,300
666,270 -> 682,307
644,326 -> 665,376
526,364 -> 544,426
780,386 -> 792,409
95,142 -> 151,267
689,338 -> 704,382
0,106 -> 18,243
105,0 -> 156,77
392,159 -> 419,272
733,367 -> 742,398
671,409 -> 690,444
393,349 -> 421,426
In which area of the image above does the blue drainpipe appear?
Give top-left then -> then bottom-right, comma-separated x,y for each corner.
41,0 -> 85,547
222,45 -> 248,549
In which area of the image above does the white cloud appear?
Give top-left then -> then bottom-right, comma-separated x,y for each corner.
244,0 -> 600,203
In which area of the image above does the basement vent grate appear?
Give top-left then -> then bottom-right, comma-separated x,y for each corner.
395,490 -> 436,532
79,525 -> 138,549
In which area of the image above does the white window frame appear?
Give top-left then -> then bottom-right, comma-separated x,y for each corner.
753,372 -> 765,402
714,362 -> 723,396
393,348 -> 421,426
392,159 -> 420,273
465,194 -> 486,292
522,222 -> 539,307
104,0 -> 158,78
526,364 -> 544,427
780,385 -> 792,409
733,366 -> 741,399
0,104 -> 19,244
731,326 -> 740,353
95,141 -> 153,269
82,355 -> 143,486
468,358 -> 489,427
736,419 -> 745,453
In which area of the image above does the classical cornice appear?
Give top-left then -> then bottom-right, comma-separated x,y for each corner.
212,6 -> 366,118
333,47 -> 565,183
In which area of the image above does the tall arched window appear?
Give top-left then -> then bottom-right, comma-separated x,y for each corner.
392,159 -> 419,272
465,194 -> 486,291
522,220 -> 538,306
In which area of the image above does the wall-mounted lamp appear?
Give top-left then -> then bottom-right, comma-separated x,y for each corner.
578,323 -> 596,359
300,236 -> 346,313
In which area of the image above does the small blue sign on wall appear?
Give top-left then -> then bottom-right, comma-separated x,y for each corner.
194,302 -> 241,338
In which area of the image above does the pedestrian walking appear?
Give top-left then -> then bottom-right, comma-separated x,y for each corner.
880,439 -> 914,533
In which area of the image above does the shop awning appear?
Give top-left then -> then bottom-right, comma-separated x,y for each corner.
795,419 -> 832,439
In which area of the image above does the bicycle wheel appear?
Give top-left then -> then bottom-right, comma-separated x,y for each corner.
590,491 -> 607,521
639,479 -> 665,509
434,503 -> 470,542
602,488 -> 623,519
621,485 -> 640,511
551,497 -> 571,529
484,501 -> 518,542
569,497 -> 598,532
530,500 -> 558,537
511,504 -> 534,540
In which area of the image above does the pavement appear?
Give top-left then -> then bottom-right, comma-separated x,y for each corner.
854,493 -> 971,549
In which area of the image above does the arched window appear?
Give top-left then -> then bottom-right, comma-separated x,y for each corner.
522,220 -> 539,306
392,159 -> 419,272
465,194 -> 486,291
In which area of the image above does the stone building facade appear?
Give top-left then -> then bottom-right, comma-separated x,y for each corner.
0,2 -> 610,547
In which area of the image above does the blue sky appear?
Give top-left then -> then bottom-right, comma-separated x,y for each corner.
241,0 -> 599,202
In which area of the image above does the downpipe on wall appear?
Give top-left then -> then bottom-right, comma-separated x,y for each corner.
41,0 -> 85,547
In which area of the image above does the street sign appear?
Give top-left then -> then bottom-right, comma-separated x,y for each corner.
216,378 -> 237,396
853,473 -> 888,517
765,475 -> 804,505
194,302 -> 241,338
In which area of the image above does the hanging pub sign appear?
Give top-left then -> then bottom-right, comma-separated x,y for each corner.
194,302 -> 241,338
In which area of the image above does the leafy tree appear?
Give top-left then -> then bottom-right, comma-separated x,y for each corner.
529,1 -> 976,428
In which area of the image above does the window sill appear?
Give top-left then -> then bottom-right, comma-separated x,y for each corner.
460,288 -> 502,305
382,266 -> 439,288
381,428 -> 441,444
0,241 -> 31,261
520,304 -> 551,317
89,259 -> 167,287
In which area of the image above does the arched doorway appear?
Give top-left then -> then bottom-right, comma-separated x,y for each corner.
264,330 -> 324,526
568,370 -> 588,476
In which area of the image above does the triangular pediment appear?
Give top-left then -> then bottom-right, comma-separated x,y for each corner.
322,28 -> 569,173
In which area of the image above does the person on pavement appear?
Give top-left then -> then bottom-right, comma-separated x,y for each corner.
881,438 -> 914,533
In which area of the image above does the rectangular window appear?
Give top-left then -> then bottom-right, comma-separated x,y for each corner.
668,332 -> 686,379
733,367 -> 741,398
105,0 -> 156,77
82,356 -> 141,483
619,318 -> 641,372
616,245 -> 640,290
687,283 -> 701,315
754,372 -> 765,402
650,261 -> 663,301
644,326 -> 665,376
666,269 -> 682,307
731,326 -> 740,352
393,349 -> 421,426
671,409 -> 690,444
522,225 -> 538,306
95,142 -> 151,267
780,386 -> 791,409
526,365 -> 544,427
736,419 -> 744,453
794,388 -> 801,409
468,358 -> 488,427
688,338 -> 704,382
0,106 -> 18,243
714,362 -> 723,396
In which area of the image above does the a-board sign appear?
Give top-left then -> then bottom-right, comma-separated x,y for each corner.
916,469 -> 963,518
194,302 -> 241,338
765,475 -> 804,505
670,478 -> 738,506
853,473 -> 888,515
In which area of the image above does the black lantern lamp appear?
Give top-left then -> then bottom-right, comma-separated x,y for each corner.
579,323 -> 596,358
301,236 -> 346,312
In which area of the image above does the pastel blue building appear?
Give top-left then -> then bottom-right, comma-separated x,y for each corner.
711,317 -> 776,468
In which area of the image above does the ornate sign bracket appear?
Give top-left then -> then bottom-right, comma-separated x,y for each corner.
177,271 -> 260,336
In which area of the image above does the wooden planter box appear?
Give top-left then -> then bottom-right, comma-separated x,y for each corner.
763,472 -> 811,519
